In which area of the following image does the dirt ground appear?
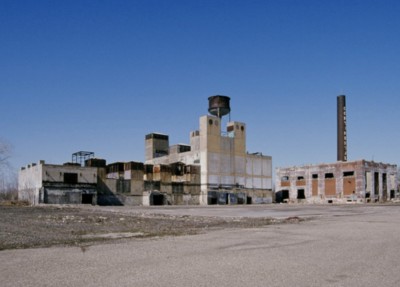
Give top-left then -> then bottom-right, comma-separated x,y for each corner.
0,205 -> 301,250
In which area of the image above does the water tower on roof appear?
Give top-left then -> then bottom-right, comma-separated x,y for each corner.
208,95 -> 231,119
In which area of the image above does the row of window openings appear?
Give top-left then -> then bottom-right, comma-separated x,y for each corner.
281,171 -> 355,181
45,172 -> 96,184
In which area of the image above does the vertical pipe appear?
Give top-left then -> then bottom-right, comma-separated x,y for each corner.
337,95 -> 347,161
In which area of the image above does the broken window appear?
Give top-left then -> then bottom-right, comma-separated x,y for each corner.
325,173 -> 334,179
64,173 -> 78,184
172,182 -> 184,193
144,181 -> 160,191
343,171 -> 354,177
281,176 -> 289,181
171,163 -> 184,176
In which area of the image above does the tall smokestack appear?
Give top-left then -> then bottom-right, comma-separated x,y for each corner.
337,95 -> 347,162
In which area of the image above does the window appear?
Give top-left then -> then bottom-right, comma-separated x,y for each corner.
325,173 -> 334,179
312,174 -> 318,179
281,176 -> 289,181
64,173 -> 78,184
297,176 -> 305,180
343,171 -> 354,177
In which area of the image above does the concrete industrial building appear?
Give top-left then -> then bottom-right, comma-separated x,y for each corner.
18,160 -> 98,205
19,96 -> 273,206
101,95 -> 273,205
20,95 -> 396,206
275,95 -> 398,203
144,96 -> 273,205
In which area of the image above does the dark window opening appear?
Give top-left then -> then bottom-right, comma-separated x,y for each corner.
144,181 -> 160,191
374,172 -> 379,195
343,171 -> 354,177
390,190 -> 395,199
172,182 -> 184,193
171,164 -> 185,176
64,173 -> 78,184
297,189 -> 305,199
325,173 -> 334,179
312,174 -> 318,179
154,150 -> 168,158
297,176 -> 304,180
237,193 -> 245,204
382,173 -> 387,190
218,193 -> 228,205
82,194 -> 93,204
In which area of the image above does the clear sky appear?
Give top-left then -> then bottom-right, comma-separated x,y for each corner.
1,0 -> 400,174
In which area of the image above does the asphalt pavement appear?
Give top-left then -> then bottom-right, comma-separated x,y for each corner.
1,204 -> 400,287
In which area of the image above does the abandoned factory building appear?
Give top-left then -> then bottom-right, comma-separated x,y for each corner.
18,160 -> 98,205
275,160 -> 397,204
19,95 -> 397,206
19,96 -> 273,206
275,95 -> 398,204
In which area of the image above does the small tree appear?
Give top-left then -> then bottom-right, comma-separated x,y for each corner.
0,139 -> 17,201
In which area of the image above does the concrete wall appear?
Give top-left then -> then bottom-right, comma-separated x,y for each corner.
18,161 -> 98,205
18,161 -> 43,204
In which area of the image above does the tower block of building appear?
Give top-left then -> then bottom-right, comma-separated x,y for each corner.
145,95 -> 273,205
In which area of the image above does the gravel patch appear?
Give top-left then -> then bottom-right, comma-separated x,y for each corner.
0,205 -> 303,250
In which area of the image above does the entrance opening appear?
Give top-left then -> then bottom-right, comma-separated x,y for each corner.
275,190 -> 289,203
390,190 -> 395,199
297,189 -> 305,199
151,193 -> 164,205
82,194 -> 93,204
246,196 -> 252,204
208,191 -> 218,205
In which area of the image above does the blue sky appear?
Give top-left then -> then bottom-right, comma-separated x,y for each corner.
1,0 -> 400,173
